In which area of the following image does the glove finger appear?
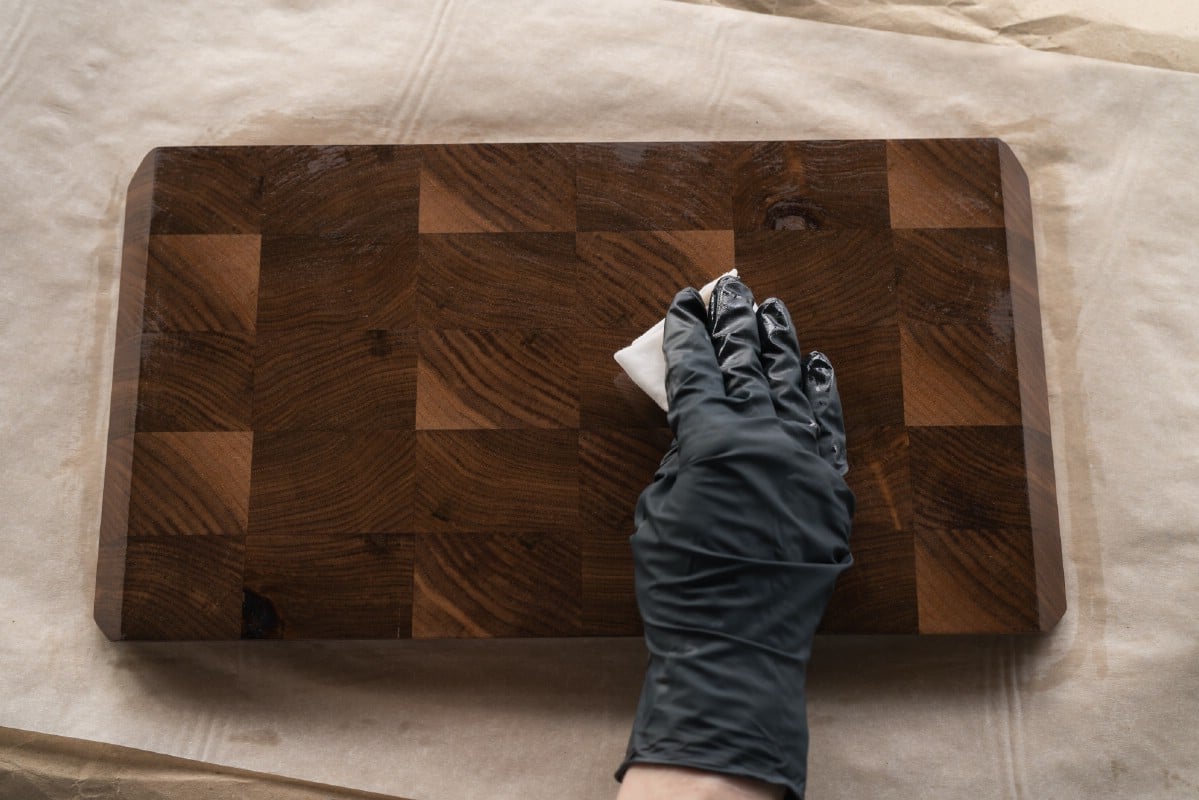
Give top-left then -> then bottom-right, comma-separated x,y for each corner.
663,288 -> 725,434
803,351 -> 849,475
707,275 -> 773,416
756,298 -> 819,447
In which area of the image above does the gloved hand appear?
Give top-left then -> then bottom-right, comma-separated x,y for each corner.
616,275 -> 854,800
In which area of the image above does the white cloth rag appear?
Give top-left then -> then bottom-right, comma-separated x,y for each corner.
613,269 -> 739,411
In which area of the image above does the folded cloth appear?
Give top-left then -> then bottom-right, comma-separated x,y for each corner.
613,269 -> 739,411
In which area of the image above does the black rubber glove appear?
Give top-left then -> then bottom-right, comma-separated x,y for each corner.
616,275 -> 854,800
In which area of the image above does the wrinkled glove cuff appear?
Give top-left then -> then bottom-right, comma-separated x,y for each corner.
616,637 -> 813,798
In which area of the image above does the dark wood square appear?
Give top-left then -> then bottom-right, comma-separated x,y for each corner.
119,535 -> 245,640
248,431 -> 414,535
909,426 -> 1031,530
887,139 -> 1005,229
128,432 -> 252,536
735,230 -> 897,329
415,430 -> 578,534
895,228 -> 1012,324
99,140 -> 1063,639
914,528 -> 1038,633
820,525 -> 918,634
416,329 -> 578,429
580,429 -> 674,531
256,235 -> 417,331
900,320 -> 1021,426
844,425 -> 912,534
136,332 -> 253,431
576,143 -> 734,231
417,233 -> 579,329
413,533 -> 581,638
262,146 -> 419,237
253,328 -> 417,431
419,143 -> 577,233
731,140 -> 890,231
148,147 -> 263,234
144,235 -> 261,332
243,534 -> 414,639
577,231 -> 735,329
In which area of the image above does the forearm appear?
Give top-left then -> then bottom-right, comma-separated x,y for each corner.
618,765 -> 784,800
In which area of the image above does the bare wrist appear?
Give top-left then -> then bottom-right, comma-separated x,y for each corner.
617,764 -> 785,800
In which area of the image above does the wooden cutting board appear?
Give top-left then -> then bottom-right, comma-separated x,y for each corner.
95,140 -> 1064,640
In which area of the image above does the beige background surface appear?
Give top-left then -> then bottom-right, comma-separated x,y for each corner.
673,0 -> 1199,72
2,1 -> 1197,798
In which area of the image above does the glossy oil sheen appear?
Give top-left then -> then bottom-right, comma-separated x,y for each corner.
94,140 -> 1064,640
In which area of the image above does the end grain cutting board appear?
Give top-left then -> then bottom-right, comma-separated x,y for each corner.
95,140 -> 1064,640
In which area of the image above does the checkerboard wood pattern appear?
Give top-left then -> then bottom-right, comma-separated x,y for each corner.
95,140 -> 1064,639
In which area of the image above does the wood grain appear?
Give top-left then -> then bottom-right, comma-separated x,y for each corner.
582,525 -> 644,636
820,526 -> 918,633
579,429 -> 675,532
580,430 -> 673,635
820,425 -> 917,633
915,528 -> 1038,633
417,233 -> 578,329
577,231 -> 734,329
252,328 -> 417,431
262,146 -> 419,237
148,147 -> 263,234
413,533 -> 581,638
579,328 -> 671,429
887,139 -> 1005,229
732,140 -> 891,231
910,426 -> 1031,530
144,235 -> 261,332
243,534 -> 414,639
735,230 -> 897,329
895,228 -> 1012,325
843,425 -> 912,534
419,143 -> 577,233
800,325 -> 904,428
248,431 -> 414,535
127,432 -> 252,536
136,332 -> 253,432
98,140 -> 1064,639
415,430 -> 578,533
900,321 -> 1022,426
576,143 -> 733,231
256,235 -> 417,331
120,535 -> 245,640
416,329 -> 578,429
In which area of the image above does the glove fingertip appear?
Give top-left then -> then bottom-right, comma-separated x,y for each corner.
804,350 -> 833,384
670,286 -> 706,317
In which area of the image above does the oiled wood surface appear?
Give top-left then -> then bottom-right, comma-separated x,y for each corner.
96,140 -> 1063,640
